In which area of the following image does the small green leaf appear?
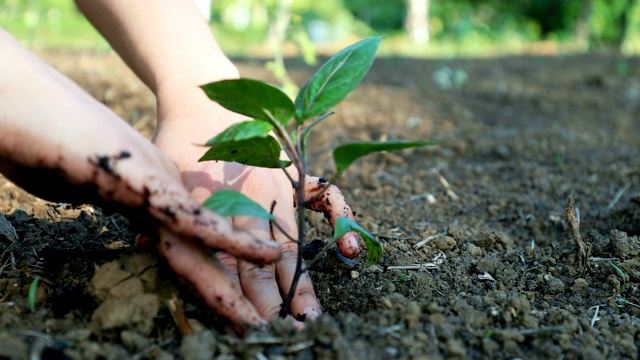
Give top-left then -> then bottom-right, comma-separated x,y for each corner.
29,276 -> 40,313
201,79 -> 295,127
333,141 -> 438,179
612,263 -> 627,294
205,121 -> 274,145
203,190 -> 274,220
295,37 -> 381,123
199,136 -> 291,169
333,216 -> 382,265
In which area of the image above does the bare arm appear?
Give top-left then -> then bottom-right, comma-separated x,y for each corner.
75,0 -> 237,94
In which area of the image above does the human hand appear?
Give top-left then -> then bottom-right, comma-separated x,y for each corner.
0,33 -> 284,332
71,0 -> 361,329
153,77 -> 361,325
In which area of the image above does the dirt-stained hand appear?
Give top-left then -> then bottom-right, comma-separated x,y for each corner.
0,29 -> 362,332
154,84 -> 361,326
0,31 -> 278,332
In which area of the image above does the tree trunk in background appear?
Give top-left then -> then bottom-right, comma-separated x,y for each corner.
621,0 -> 640,54
574,0 -> 592,50
405,0 -> 430,45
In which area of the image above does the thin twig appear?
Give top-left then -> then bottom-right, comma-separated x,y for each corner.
589,305 -> 602,327
387,263 -> 439,271
589,257 -> 619,262
435,171 -> 459,201
374,233 -> 417,241
605,184 -> 630,212
167,298 -> 193,336
566,195 -> 586,273
516,326 -> 565,335
616,298 -> 640,309
415,233 -> 447,248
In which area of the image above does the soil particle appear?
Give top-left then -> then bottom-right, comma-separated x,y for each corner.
120,330 -> 151,352
430,235 -> 457,250
0,211 -> 18,243
91,292 -> 160,334
474,231 -> 514,251
610,229 -> 640,258
179,331 -> 217,360
542,274 -> 565,294
0,332 -> 28,359
89,254 -> 163,335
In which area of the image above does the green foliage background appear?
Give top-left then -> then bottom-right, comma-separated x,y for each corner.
1,0 -> 639,54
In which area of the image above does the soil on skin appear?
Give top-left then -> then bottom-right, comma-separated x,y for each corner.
1,50 -> 639,360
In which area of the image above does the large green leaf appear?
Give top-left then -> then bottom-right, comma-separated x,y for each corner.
333,216 -> 382,265
203,190 -> 274,220
295,37 -> 381,123
333,141 -> 438,179
201,79 -> 295,127
205,121 -> 274,145
199,136 -> 291,169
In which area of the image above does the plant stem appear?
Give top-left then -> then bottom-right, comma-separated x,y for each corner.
300,111 -> 334,165
279,166 -> 307,318
265,111 -> 302,175
279,120 -> 308,319
271,220 -> 298,243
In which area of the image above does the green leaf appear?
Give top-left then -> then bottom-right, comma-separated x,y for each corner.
201,79 -> 295,127
29,276 -> 40,313
333,216 -> 382,265
295,37 -> 381,123
333,141 -> 438,179
205,121 -> 274,145
199,136 -> 291,169
203,190 -> 274,220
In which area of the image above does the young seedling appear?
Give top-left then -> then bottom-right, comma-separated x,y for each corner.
29,276 -> 40,313
198,37 -> 436,318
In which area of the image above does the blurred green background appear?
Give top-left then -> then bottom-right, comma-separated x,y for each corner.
1,0 -> 639,57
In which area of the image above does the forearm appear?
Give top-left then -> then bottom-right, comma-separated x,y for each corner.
0,28 -> 111,166
75,0 -> 238,95
0,28 -> 148,204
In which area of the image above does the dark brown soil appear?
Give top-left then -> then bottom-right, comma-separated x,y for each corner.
1,50 -> 639,359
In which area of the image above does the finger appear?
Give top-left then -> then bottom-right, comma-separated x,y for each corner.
275,239 -> 322,322
267,197 -> 322,321
233,215 -> 286,320
155,228 -> 266,333
143,173 -> 281,265
303,176 -> 361,259
216,252 -> 241,290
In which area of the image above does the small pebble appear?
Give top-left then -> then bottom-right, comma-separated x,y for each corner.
431,236 -> 457,250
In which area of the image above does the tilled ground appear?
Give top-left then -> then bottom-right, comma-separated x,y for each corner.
0,50 -> 639,359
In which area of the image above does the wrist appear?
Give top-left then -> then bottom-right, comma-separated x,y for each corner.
153,63 -> 247,147
155,61 -> 243,128
154,57 -> 240,98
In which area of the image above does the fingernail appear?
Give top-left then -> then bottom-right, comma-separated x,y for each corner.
303,306 -> 322,321
135,235 -> 154,251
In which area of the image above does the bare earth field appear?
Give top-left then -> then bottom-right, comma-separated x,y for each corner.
0,50 -> 639,359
